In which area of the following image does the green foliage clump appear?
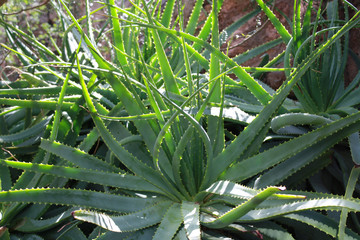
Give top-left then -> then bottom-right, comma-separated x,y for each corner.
0,0 -> 360,239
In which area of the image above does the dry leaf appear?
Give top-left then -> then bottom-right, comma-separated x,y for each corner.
0,0 -> 7,8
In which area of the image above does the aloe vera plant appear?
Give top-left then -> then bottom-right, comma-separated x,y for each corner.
1,0 -> 360,239
254,1 -> 360,237
254,0 -> 360,189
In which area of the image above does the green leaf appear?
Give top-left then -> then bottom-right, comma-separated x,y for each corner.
172,127 -> 196,198
120,20 -> 274,106
107,0 -> 129,69
349,132 -> 360,165
209,0 -> 221,103
141,0 -> 180,96
255,0 -> 291,43
39,139 -> 120,173
224,110 -> 360,182
94,228 -> 156,240
0,165 -> 11,191
185,0 -> 204,36
13,208 -> 75,232
221,7 -> 261,39
271,113 -> 332,133
0,188 -> 158,213
0,98 -> 72,111
0,86 -> 82,96
254,221 -> 295,240
238,198 -> 360,222
73,201 -> 173,232
285,211 -> 360,239
233,38 -> 283,65
55,226 -> 88,240
198,181 -> 257,201
0,160 -> 164,195
338,166 -> 360,239
203,187 -> 284,228
0,227 -> 10,240
152,203 -> 183,239
76,56 -> 182,201
159,0 -> 175,43
182,201 -> 201,240
10,234 -> 44,240
252,141 -> 333,188
0,116 -> 52,143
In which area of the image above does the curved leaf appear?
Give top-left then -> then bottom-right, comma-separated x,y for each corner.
0,188 -> 159,213
224,111 -> 360,182
13,208 -> 76,232
142,0 -> 180,96
349,132 -> 360,165
0,160 -> 164,195
153,203 -> 183,239
182,201 -> 201,240
203,187 -> 285,229
185,0 -> 204,35
0,116 -> 52,143
73,201 -> 173,232
0,86 -> 82,96
197,181 -> 304,203
253,221 -> 295,240
40,139 -> 120,173
271,113 -> 332,133
0,98 -> 72,111
237,198 -> 360,222
254,0 -> 291,43
285,212 -> 360,240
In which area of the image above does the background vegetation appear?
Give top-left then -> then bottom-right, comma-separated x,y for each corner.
1,0 -> 360,239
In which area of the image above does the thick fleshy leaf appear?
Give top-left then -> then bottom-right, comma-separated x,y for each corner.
73,201 -> 173,232
238,198 -> 360,222
0,160 -> 164,195
202,187 -> 284,228
224,111 -> 360,182
0,98 -> 73,111
153,203 -> 183,239
199,181 -> 257,200
107,0 -> 128,68
349,132 -> 360,165
0,116 -> 52,143
141,0 -> 180,96
271,113 -> 332,133
254,221 -> 295,240
13,208 -> 76,232
255,0 -> 291,43
182,201 -> 201,240
39,139 -> 120,173
0,188 -> 158,213
75,51 -> 182,201
285,212 -> 360,239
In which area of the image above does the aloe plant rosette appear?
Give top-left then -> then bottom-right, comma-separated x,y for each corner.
1,0 -> 360,239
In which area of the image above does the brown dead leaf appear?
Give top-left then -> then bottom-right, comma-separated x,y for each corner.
0,0 -> 7,8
